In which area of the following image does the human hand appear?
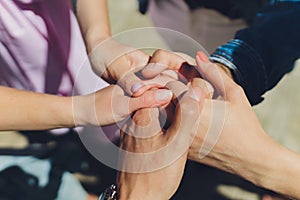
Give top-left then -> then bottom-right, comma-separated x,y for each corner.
188,52 -> 279,188
142,49 -> 200,83
72,85 -> 172,127
117,86 -> 204,200
142,50 -> 232,93
89,39 -> 154,96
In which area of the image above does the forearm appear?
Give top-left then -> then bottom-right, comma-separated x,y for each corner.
76,0 -> 111,52
0,86 -> 74,131
193,54 -> 300,199
259,140 -> 300,199
230,133 -> 300,199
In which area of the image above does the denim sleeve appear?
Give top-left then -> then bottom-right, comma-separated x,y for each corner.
210,1 -> 300,105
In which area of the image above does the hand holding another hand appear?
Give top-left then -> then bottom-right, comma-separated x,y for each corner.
89,39 -> 157,96
188,53 -> 299,199
72,84 -> 173,127
92,43 -> 300,199
118,83 -> 204,200
89,41 -> 214,97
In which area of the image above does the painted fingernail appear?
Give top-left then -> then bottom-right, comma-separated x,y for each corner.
131,82 -> 144,93
197,51 -> 209,63
196,55 -> 209,70
155,89 -> 173,101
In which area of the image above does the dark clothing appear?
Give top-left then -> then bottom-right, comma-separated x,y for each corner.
138,0 -> 149,14
184,0 -> 268,24
138,0 -> 268,23
210,1 -> 300,105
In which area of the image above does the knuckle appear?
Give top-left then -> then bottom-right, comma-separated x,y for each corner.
228,84 -> 244,97
153,49 -> 167,56
141,91 -> 155,106
152,49 -> 175,63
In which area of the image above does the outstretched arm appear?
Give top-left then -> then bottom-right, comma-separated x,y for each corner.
0,85 -> 172,131
0,86 -> 73,131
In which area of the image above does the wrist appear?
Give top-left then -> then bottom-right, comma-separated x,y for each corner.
85,29 -> 111,53
50,96 -> 75,128
71,95 -> 93,127
118,177 -> 166,200
214,62 -> 234,80
119,187 -> 145,200
119,188 -> 163,200
118,177 -> 147,200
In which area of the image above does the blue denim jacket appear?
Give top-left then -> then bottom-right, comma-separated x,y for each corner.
210,1 -> 300,105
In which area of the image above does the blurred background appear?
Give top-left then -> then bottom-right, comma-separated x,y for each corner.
1,0 -> 299,199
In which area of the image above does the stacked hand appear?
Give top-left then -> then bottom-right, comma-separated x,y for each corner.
85,40 -> 294,199
118,84 -> 203,200
114,48 -> 280,199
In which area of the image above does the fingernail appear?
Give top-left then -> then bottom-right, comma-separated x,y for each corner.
155,89 -> 173,101
189,89 -> 202,101
131,82 -> 144,93
197,51 -> 209,63
206,82 -> 214,94
196,55 -> 208,70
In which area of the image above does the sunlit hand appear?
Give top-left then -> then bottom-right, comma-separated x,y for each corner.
89,39 -> 154,96
72,85 -> 172,127
117,86 -> 204,200
143,50 -> 216,96
142,49 -> 200,82
188,52 -> 277,189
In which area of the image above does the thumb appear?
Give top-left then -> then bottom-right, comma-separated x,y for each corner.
195,51 -> 239,101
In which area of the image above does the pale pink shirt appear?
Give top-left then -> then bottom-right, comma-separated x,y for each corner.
0,0 -> 113,136
0,0 -> 108,95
